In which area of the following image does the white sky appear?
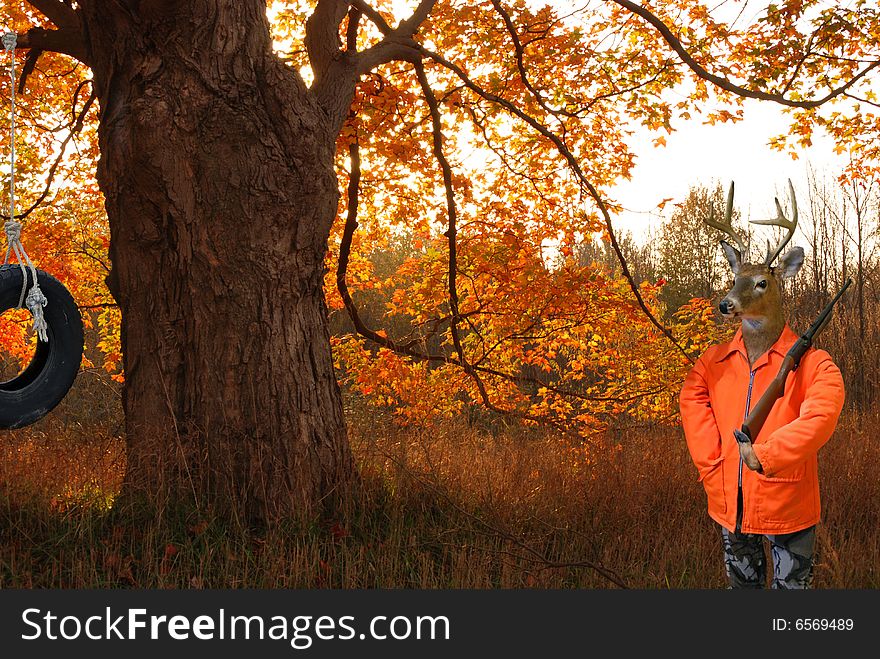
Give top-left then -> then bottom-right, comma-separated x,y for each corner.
612,98 -> 846,244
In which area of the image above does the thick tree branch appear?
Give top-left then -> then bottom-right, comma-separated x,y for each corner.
13,1 -> 87,62
356,37 -> 421,74
352,0 -> 435,73
305,0 -> 350,81
309,0 -> 434,133
350,0 -> 436,72
345,4 -> 361,51
351,0 -> 434,38
398,0 -> 436,37
350,0 -> 393,36
26,0 -> 79,31
613,0 -> 879,109
14,26 -> 87,62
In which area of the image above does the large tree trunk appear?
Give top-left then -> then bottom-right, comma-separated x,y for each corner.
79,2 -> 356,521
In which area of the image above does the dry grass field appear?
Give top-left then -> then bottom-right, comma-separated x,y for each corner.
1,371 -> 877,589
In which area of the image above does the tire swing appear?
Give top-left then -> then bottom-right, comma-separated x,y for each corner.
1,31 -> 83,429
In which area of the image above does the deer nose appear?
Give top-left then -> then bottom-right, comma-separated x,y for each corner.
719,299 -> 735,315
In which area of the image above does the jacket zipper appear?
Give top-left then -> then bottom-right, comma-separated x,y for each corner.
735,368 -> 757,534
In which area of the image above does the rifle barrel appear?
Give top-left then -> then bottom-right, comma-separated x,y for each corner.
804,279 -> 852,340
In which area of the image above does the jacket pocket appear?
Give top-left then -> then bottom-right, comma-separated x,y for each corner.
756,462 -> 812,524
756,478 -> 812,524
757,460 -> 806,483
699,455 -> 726,514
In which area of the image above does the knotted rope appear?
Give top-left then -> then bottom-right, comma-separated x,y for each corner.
3,30 -> 48,342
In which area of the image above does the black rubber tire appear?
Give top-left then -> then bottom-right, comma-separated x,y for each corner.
0,264 -> 84,429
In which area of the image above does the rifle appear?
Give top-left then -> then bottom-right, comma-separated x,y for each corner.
734,278 -> 852,445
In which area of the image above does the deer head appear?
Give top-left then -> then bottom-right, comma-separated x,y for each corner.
708,180 -> 804,365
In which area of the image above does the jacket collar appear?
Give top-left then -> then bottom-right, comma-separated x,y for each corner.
715,323 -> 799,370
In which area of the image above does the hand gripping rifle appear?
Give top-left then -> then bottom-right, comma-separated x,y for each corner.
733,278 -> 852,446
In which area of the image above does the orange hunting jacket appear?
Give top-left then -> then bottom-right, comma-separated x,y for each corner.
679,324 -> 844,535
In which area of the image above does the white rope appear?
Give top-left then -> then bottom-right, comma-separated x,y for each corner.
3,31 -> 48,342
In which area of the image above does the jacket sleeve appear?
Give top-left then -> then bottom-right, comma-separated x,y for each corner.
752,353 -> 845,477
679,355 -> 723,479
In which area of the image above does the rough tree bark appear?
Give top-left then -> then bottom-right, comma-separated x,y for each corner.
14,0 -> 424,522
75,1 -> 356,520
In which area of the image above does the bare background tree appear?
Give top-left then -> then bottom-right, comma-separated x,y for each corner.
654,182 -> 747,313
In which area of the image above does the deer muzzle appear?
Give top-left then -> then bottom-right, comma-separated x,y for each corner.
719,298 -> 737,316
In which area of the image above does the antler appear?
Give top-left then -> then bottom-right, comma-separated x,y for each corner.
705,181 -> 748,256
752,178 -> 798,266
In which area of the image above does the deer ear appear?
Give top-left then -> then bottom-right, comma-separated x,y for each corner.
778,246 -> 804,279
720,240 -> 741,274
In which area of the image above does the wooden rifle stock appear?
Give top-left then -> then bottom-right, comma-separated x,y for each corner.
738,279 -> 852,444
740,352 -> 799,442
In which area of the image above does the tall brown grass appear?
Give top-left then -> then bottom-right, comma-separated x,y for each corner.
0,373 -> 877,588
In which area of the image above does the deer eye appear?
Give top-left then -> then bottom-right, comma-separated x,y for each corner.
756,280 -> 768,290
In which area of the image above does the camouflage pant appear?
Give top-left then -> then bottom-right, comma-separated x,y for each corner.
720,525 -> 816,589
